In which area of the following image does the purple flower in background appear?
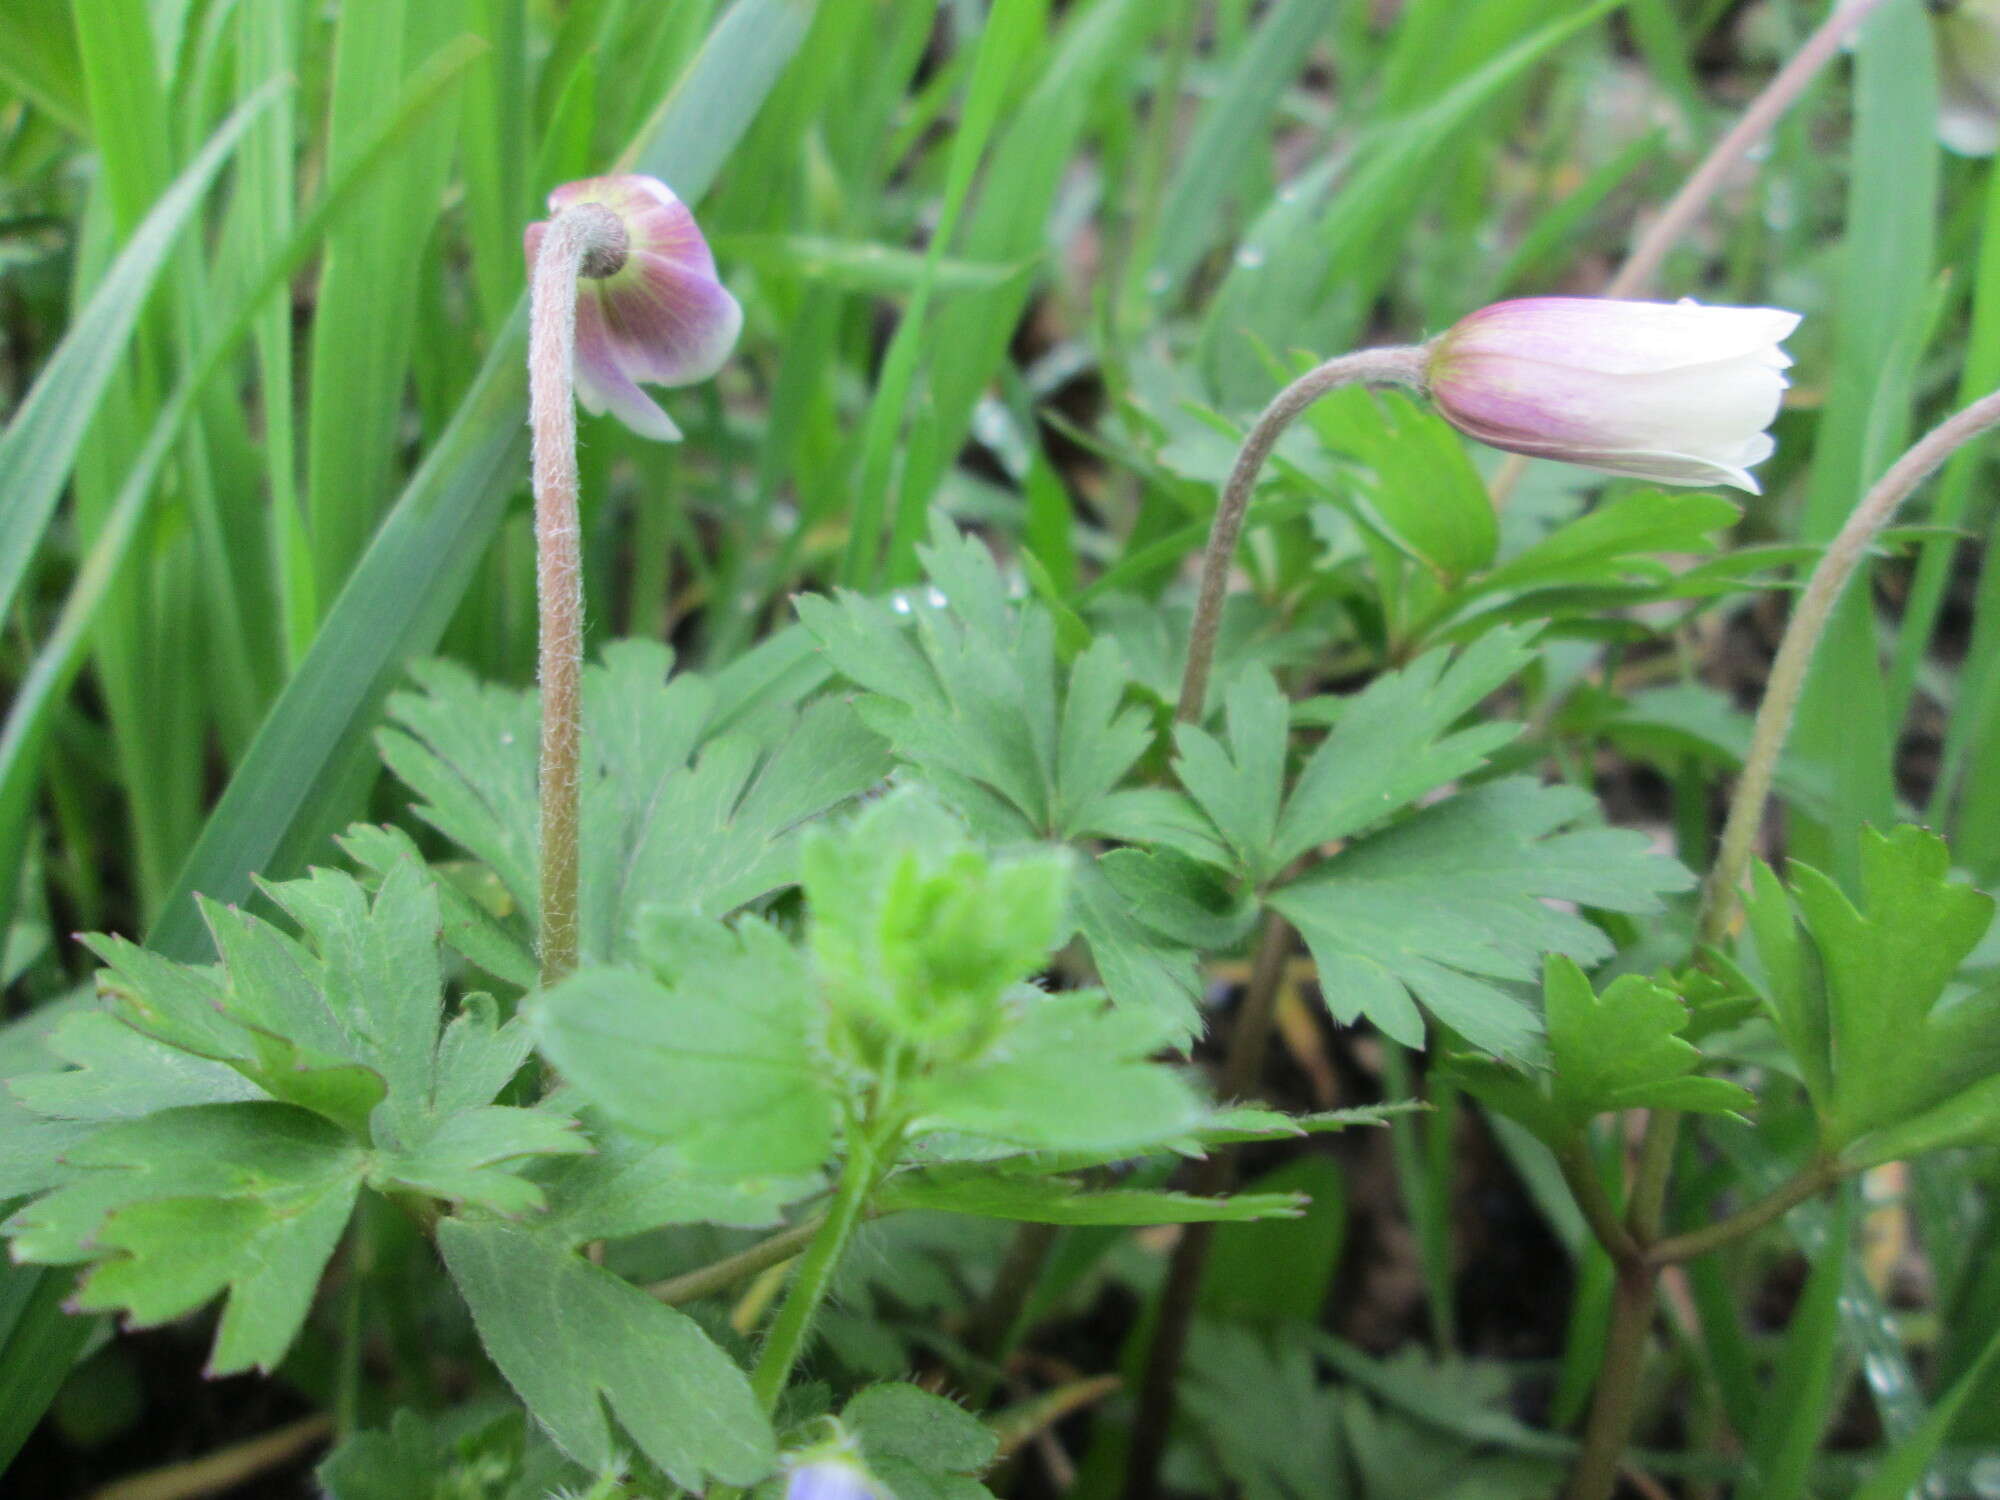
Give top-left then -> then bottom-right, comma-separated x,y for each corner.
783,1455 -> 883,1500
1425,296 -> 1801,492
524,173 -> 742,440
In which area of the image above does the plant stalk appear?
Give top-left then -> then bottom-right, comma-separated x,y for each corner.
1699,385 -> 2000,945
646,1213 -> 828,1306
527,201 -> 627,987
748,1126 -> 881,1411
1175,348 -> 1427,724
1647,1157 -> 1843,1266
1122,909 -> 1294,1500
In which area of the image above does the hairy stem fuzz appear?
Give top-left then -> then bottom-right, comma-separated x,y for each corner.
527,201 -> 626,988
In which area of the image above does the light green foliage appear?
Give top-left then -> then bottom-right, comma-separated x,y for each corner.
1452,957 -> 1750,1148
533,915 -> 840,1178
1740,825 -> 2000,1160
537,788 -> 1210,1175
801,523 -> 1154,847
804,792 -> 1071,1056
800,527 -> 1211,1036
1271,780 -> 1694,1057
5,1104 -> 364,1375
4,858 -> 585,1373
318,1408 -> 585,1500
438,1219 -> 774,1488
875,1169 -> 1303,1226
842,1382 -> 1000,1500
380,642 -> 890,963
1176,632 -> 1531,885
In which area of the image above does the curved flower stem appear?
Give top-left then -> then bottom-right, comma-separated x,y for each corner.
527,202 -> 625,987
1490,0 -> 1894,507
1176,347 -> 1427,724
1699,385 -> 2000,946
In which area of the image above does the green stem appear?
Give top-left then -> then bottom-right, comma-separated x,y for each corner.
1563,1262 -> 1658,1500
749,1128 -> 882,1411
647,1214 -> 828,1306
1647,1158 -> 1844,1266
1556,1138 -> 1640,1266
1122,910 -> 1294,1500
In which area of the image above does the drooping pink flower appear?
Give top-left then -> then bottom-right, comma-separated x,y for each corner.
1425,297 -> 1801,492
524,173 -> 742,440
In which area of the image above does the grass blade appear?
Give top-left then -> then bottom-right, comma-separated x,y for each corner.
0,82 -> 279,631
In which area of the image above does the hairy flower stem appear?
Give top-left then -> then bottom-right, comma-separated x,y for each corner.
528,202 -> 627,987
1176,348 -> 1428,724
1123,910 -> 1294,1500
1700,385 -> 2000,946
748,1127 -> 881,1412
1490,0 -> 1894,506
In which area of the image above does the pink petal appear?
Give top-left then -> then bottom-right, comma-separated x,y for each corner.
597,250 -> 744,388
1444,298 -> 1799,375
572,284 -> 683,442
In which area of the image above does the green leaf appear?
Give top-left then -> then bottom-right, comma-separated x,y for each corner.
340,823 -> 537,991
4,1103 -> 365,1375
1453,958 -> 1750,1148
8,1011 -> 267,1123
1271,779 -> 1694,1056
380,644 -> 888,961
1740,826 -> 2000,1152
536,1112 -> 820,1247
532,915 -> 840,1178
438,1219 -> 774,1487
876,1168 -> 1302,1225
845,1383 -> 999,1500
1168,667 -> 1291,885
1450,490 -> 1740,612
800,524 -> 1192,1035
802,520 -> 1153,845
1173,633 -> 1531,886
912,991 -> 1206,1154
1069,858 -> 1204,1044
1271,630 -> 1534,866
1306,386 -> 1498,584
1542,959 -> 1750,1125
803,789 -> 1073,1053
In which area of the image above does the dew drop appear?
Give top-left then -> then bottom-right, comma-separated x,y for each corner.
1235,245 -> 1267,270
890,594 -> 914,616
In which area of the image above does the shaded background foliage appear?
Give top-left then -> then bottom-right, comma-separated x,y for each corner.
3,0 -> 2000,1496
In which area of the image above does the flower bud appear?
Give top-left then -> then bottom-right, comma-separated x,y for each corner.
1933,0 -> 2000,156
1425,296 -> 1801,493
524,173 -> 743,440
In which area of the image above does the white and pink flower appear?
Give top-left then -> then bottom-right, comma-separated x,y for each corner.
1425,296 -> 1801,492
524,173 -> 742,440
